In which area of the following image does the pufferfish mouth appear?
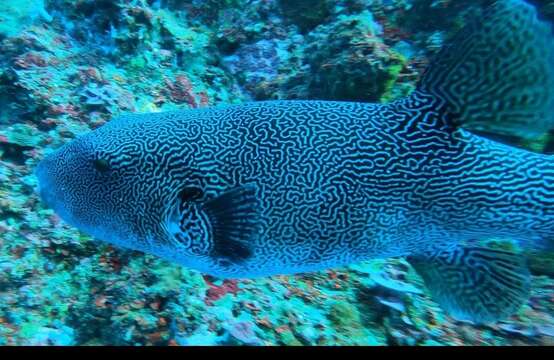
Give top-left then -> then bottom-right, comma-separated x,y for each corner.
35,159 -> 62,211
35,169 -> 75,227
37,182 -> 55,209
36,183 -> 52,211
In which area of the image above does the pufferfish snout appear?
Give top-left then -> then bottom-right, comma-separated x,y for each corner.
35,156 -> 61,212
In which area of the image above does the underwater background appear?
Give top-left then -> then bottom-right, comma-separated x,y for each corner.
0,0 -> 553,346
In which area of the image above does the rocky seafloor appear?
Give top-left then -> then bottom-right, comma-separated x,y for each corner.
0,0 -> 553,346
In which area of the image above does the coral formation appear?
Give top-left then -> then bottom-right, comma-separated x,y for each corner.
0,0 -> 552,346
0,0 -> 52,39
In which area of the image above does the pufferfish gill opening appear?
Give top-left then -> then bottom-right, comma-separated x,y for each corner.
36,0 -> 554,324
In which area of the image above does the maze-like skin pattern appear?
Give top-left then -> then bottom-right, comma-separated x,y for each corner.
419,0 -> 554,141
165,200 -> 213,257
35,91 -> 554,278
409,246 -> 531,323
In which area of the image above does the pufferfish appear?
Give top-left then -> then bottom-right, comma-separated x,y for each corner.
36,0 -> 554,323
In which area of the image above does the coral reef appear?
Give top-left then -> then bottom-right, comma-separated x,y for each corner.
0,0 -> 52,39
0,0 -> 552,346
278,0 -> 332,33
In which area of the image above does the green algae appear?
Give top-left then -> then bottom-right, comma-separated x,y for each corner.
328,301 -> 360,328
380,54 -> 416,103
278,329 -> 303,346
157,9 -> 211,66
327,301 -> 386,345
279,0 -> 332,33
302,10 -> 406,102
526,251 -> 554,277
127,55 -> 148,74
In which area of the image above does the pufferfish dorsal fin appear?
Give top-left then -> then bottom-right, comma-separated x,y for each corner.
166,185 -> 261,266
417,0 -> 554,152
407,245 -> 531,324
202,185 -> 262,265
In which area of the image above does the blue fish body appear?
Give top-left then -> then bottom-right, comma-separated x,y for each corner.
36,95 -> 554,274
35,0 -> 554,323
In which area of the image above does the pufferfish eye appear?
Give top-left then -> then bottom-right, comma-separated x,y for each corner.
93,158 -> 110,173
179,186 -> 204,201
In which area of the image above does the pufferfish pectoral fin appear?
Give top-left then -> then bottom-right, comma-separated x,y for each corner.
166,185 -> 262,266
407,245 -> 531,324
202,185 -> 262,265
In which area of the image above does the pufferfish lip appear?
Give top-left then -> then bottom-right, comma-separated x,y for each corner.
37,183 -> 54,209
35,159 -> 59,210
35,166 -> 52,208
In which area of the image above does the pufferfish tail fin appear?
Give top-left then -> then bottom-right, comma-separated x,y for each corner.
418,0 -> 554,148
407,244 -> 531,324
